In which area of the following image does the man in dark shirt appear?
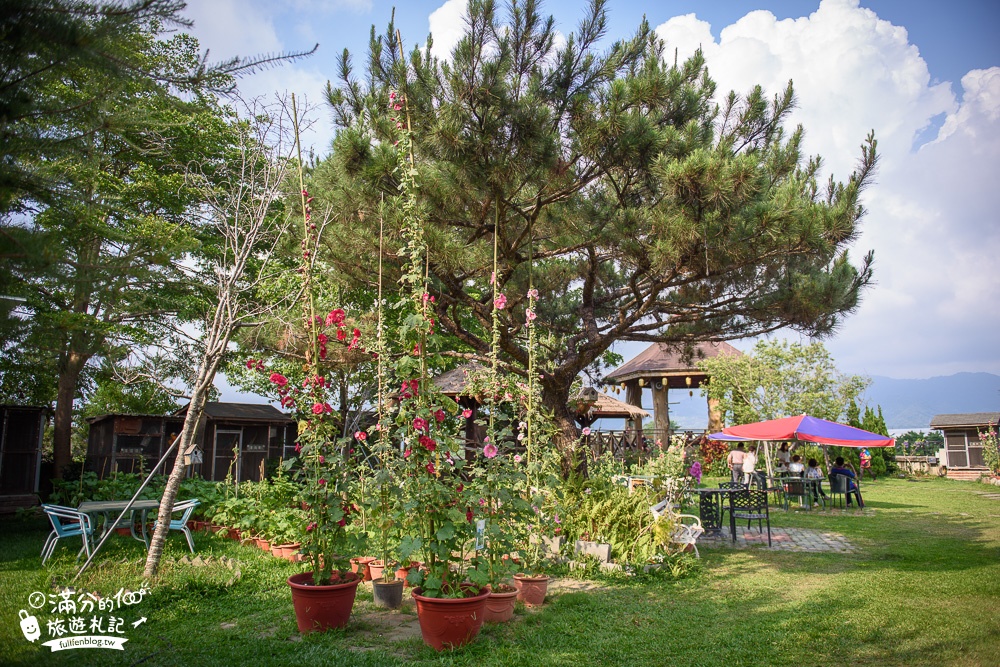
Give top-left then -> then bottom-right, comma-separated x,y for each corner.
830,456 -> 864,508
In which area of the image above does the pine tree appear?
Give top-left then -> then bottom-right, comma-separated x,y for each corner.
316,0 -> 879,475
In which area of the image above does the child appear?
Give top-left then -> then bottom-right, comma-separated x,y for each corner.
859,448 -> 876,481
805,458 -> 827,503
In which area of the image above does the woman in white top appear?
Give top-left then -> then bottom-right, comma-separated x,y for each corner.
777,444 -> 791,469
742,446 -> 758,485
788,454 -> 805,475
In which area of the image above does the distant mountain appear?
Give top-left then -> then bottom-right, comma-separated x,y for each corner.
603,371 -> 1000,432
865,372 -> 1000,429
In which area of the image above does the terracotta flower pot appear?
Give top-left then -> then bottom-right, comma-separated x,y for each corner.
255,538 -> 271,552
287,571 -> 361,633
513,574 -> 549,606
226,527 -> 240,540
395,561 -> 422,586
372,578 -> 405,609
483,585 -> 518,623
368,559 -> 394,581
412,585 -> 490,651
114,527 -> 131,536
350,556 -> 376,582
275,543 -> 301,561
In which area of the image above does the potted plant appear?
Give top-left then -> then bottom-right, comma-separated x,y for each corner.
259,302 -> 368,633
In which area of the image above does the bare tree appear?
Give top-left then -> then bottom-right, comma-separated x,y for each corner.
143,95 -> 312,578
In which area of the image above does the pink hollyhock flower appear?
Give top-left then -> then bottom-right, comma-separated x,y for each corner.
527,288 -> 539,299
461,408 -> 473,419
354,430 -> 367,441
312,403 -> 324,414
306,522 -> 316,532
554,514 -> 561,524
483,442 -> 498,458
525,308 -> 536,322
479,498 -> 486,506
582,427 -> 591,436
493,294 -> 507,310
403,448 -> 412,459
434,409 -> 446,423
318,478 -> 326,486
514,454 -> 522,463
413,417 -> 429,432
269,373 -> 288,387
294,443 -> 302,453
318,456 -> 325,464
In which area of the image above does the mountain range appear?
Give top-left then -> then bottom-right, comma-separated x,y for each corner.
660,372 -> 1000,431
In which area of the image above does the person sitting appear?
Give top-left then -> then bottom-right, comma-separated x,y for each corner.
830,456 -> 864,508
788,454 -> 805,476
805,458 -> 827,502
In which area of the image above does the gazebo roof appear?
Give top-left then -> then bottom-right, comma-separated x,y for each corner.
585,392 -> 650,419
603,341 -> 742,387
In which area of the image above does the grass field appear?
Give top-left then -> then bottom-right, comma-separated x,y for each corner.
2,477 -> 998,666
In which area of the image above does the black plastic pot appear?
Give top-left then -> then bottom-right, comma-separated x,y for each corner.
372,578 -> 405,609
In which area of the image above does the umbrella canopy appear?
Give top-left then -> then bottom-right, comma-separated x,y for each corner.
709,414 -> 895,448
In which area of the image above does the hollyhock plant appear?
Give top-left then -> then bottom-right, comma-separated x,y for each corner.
255,307 -> 367,586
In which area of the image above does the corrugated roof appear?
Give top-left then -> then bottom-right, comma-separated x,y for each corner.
930,412 -> 1000,429
604,341 -> 742,382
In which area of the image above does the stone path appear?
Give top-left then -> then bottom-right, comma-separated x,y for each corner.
700,525 -> 857,553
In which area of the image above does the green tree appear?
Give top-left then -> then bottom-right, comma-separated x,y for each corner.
699,339 -> 869,426
315,1 -> 878,475
2,27 -> 232,477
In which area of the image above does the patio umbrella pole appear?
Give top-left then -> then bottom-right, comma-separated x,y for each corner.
72,436 -> 180,582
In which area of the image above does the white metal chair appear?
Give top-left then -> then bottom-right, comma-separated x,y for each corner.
41,505 -> 93,564
651,498 -> 705,558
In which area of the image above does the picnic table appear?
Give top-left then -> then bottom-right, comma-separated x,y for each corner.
78,499 -> 159,548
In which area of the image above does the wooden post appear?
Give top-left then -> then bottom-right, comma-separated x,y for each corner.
652,385 -> 669,443
707,397 -> 723,433
625,382 -> 643,435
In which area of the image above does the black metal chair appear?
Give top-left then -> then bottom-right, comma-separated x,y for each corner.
717,481 -> 744,524
782,478 -> 809,510
828,474 -> 847,509
731,489 -> 771,547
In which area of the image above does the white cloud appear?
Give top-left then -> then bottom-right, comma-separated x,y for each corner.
655,0 -> 1000,378
427,0 -> 468,59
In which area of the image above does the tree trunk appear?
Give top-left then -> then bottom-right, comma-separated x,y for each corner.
52,350 -> 89,479
144,350 -> 224,578
541,381 -> 587,479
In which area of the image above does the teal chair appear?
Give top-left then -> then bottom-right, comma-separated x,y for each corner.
153,499 -> 200,553
41,505 -> 93,564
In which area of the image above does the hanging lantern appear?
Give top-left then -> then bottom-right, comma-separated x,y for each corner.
686,376 -> 693,397
638,378 -> 645,387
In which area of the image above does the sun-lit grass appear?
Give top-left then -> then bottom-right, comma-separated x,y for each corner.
1,477 -> 998,666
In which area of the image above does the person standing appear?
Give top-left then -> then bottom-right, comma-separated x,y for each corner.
859,448 -> 876,481
742,446 -> 758,486
776,443 -> 792,472
727,444 -> 746,484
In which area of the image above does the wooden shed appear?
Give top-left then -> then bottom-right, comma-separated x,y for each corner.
86,402 -> 296,483
930,412 -> 999,481
0,405 -> 48,512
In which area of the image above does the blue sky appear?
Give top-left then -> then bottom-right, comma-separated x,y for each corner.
182,0 -> 1000,403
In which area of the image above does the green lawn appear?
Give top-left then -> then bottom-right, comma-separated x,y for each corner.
2,477 -> 999,666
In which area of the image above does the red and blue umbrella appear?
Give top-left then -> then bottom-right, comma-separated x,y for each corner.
709,414 -> 895,448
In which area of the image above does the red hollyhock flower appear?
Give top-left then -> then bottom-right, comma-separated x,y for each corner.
412,417 -> 429,432
326,309 -> 346,326
337,518 -> 346,527
269,373 -> 288,386
466,509 -> 473,522
434,409 -> 446,423
425,462 -> 436,475
419,435 -> 436,451
354,430 -> 367,441
336,329 -> 346,341
311,402 -> 324,414
403,448 -> 412,459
